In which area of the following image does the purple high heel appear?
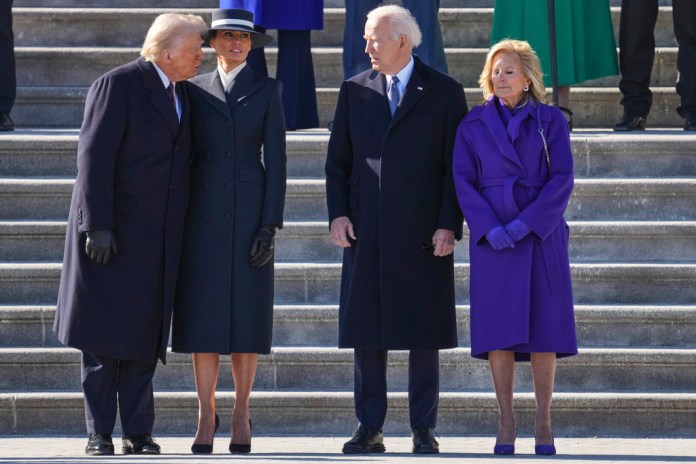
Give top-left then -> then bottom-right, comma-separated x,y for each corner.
535,433 -> 556,456
493,430 -> 516,455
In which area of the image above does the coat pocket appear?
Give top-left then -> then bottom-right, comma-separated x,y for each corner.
239,166 -> 266,185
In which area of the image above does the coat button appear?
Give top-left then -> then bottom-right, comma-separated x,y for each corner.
171,184 -> 177,190
166,223 -> 171,228
227,182 -> 232,188
204,183 -> 210,189
227,152 -> 232,158
205,152 -> 211,158
204,121 -> 210,127
204,213 -> 210,220
226,212 -> 232,219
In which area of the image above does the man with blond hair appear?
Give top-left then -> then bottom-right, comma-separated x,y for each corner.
54,13 -> 206,455
326,4 -> 467,455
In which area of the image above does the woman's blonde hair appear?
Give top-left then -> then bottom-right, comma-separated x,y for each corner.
140,13 -> 207,62
479,39 -> 546,103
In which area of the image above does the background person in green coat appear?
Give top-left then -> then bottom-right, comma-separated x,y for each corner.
490,0 -> 619,129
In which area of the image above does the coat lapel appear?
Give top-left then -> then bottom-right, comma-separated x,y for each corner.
138,58 -> 180,137
192,71 -> 232,120
479,98 -> 524,170
389,56 -> 429,127
365,70 -> 392,120
226,65 -> 263,110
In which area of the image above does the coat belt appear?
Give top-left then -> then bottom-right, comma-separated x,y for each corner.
477,176 -> 561,295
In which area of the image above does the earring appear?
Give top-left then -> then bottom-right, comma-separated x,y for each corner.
524,85 -> 530,92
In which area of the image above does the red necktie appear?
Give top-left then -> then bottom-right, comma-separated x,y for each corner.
167,83 -> 176,110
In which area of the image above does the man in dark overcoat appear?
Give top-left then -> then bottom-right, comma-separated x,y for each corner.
325,4 -> 467,455
53,13 -> 207,456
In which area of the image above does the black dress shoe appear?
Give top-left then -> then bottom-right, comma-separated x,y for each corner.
613,112 -> 646,131
122,434 -> 160,454
85,434 -> 114,456
412,426 -> 439,454
342,425 -> 386,454
684,112 -> 696,131
0,112 -> 14,131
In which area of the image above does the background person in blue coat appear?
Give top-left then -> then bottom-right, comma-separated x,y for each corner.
326,5 -> 467,455
224,0 -> 321,129
171,8 -> 286,455
343,0 -> 447,79
453,39 -> 576,457
53,13 -> 207,456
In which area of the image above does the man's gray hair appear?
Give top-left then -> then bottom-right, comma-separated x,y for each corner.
366,4 -> 422,49
140,13 -> 207,62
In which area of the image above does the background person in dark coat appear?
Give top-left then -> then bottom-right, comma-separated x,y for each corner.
342,0 -> 447,79
325,4 -> 467,456
53,13 -> 206,456
0,0 -> 15,130
613,0 -> 696,131
171,8 -> 286,455
224,0 -> 322,129
453,39 -> 576,457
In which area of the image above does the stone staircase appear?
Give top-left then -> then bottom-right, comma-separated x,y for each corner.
2,0 -> 696,438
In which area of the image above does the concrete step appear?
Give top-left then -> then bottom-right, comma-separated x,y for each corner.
13,0 -> 649,6
4,130 -> 696,178
2,346 -> 696,393
11,7 -> 681,54
2,220 -> 695,263
282,178 -> 696,221
13,45 -> 679,91
0,390 -> 693,436
13,7 -> 679,50
4,177 -> 695,221
9,85 -> 685,129
3,304 -> 695,349
1,262 -> 695,306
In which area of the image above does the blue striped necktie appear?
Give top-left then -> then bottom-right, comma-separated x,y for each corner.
387,76 -> 400,116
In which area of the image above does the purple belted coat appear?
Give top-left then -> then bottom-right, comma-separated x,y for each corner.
453,98 -> 577,361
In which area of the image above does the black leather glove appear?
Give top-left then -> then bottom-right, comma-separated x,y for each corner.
249,224 -> 277,268
85,230 -> 118,265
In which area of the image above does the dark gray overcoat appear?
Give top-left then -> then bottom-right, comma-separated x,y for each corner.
171,65 -> 286,354
54,58 -> 192,364
325,56 -> 468,350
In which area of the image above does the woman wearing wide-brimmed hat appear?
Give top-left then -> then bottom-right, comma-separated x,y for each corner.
171,6 -> 286,455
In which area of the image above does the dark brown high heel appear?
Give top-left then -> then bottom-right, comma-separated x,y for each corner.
191,413 -> 219,454
229,419 -> 252,454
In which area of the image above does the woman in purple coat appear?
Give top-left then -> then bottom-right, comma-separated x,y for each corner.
453,39 -> 577,456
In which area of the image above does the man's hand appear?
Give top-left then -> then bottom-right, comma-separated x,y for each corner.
432,229 -> 455,257
330,216 -> 356,247
249,224 -> 277,268
85,230 -> 118,265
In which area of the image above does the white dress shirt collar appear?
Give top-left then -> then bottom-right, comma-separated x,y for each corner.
151,61 -> 180,121
385,55 -> 415,94
218,62 -> 247,91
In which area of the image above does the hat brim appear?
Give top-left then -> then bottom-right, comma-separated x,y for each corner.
206,28 -> 274,49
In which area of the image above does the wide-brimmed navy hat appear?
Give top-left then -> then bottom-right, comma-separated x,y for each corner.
208,9 -> 274,49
